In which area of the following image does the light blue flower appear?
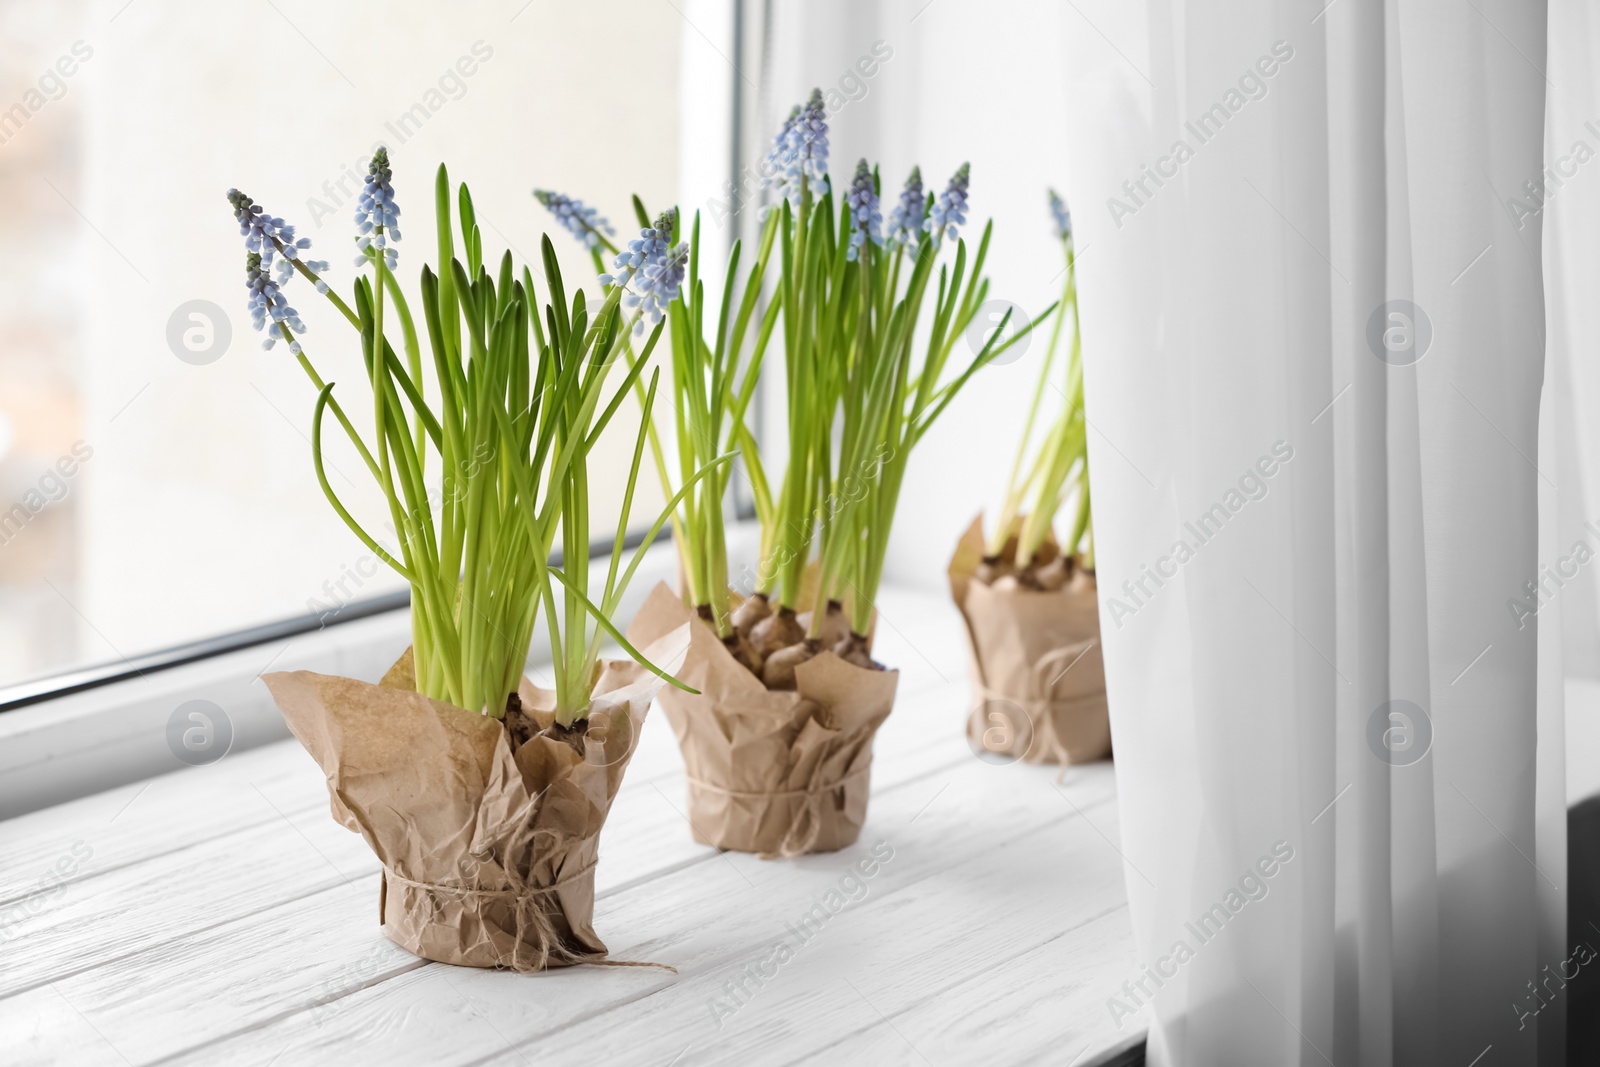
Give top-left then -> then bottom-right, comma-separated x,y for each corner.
245,251 -> 307,352
1048,188 -> 1072,243
844,160 -> 883,262
227,188 -> 331,292
886,167 -> 924,248
599,209 -> 670,289
758,108 -> 801,216
228,189 -> 328,346
535,189 -> 614,249
927,162 -> 970,241
353,148 -> 400,270
601,210 -> 687,333
628,242 -> 688,331
762,89 -> 830,214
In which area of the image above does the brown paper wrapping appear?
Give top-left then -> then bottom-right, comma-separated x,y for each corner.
949,515 -> 1111,765
628,583 -> 898,858
261,626 -> 688,971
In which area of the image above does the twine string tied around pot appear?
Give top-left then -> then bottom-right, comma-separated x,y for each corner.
685,757 -> 875,859
380,850 -> 676,974
974,641 -> 1098,775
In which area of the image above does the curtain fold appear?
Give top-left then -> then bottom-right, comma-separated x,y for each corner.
1062,1 -> 1554,1064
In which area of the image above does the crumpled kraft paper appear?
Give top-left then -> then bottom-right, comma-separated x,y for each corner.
262,624 -> 688,971
949,515 -> 1111,765
628,582 -> 898,858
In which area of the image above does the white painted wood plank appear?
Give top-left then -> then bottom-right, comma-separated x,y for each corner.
0,587 -> 1144,1067
0,586 -> 972,948
0,712 -> 984,1058
0,758 -> 1113,1062
0,796 -> 379,1000
138,764 -> 1120,1066
785,908 -> 1150,1067
0,738 -> 330,906
0,685 -> 976,1006
0,739 -> 1007,1063
0,984 -> 132,1067
472,772 -> 1133,1066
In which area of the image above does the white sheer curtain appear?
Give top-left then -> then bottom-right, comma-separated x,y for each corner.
1062,2 -> 1566,1065
755,0 -> 1597,1061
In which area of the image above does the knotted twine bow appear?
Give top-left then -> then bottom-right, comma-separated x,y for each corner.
380,839 -> 675,973
972,640 -> 1098,775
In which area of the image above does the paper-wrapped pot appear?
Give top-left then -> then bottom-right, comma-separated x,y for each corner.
262,626 -> 687,971
949,515 -> 1111,765
629,583 -> 898,858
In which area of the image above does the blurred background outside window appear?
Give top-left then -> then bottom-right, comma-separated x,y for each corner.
0,1 -> 694,689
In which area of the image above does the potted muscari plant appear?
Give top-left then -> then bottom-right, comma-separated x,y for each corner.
950,190 -> 1110,765
545,92 -> 1047,856
236,151 -> 722,971
533,189 -> 779,667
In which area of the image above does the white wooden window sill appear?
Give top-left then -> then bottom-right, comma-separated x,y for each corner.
0,583 -> 1147,1066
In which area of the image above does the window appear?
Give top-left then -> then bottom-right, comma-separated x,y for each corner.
0,1 -> 698,692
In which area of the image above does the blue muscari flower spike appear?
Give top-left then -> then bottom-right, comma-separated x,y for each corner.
244,251 -> 307,353
353,148 -> 400,270
228,189 -> 327,352
844,160 -> 883,262
227,188 -> 331,295
886,167 -> 924,248
1048,188 -> 1072,243
761,89 -> 830,214
601,210 -> 687,334
792,89 -> 829,190
631,242 -> 689,331
760,105 -> 800,205
535,189 -> 614,249
927,162 -> 970,241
